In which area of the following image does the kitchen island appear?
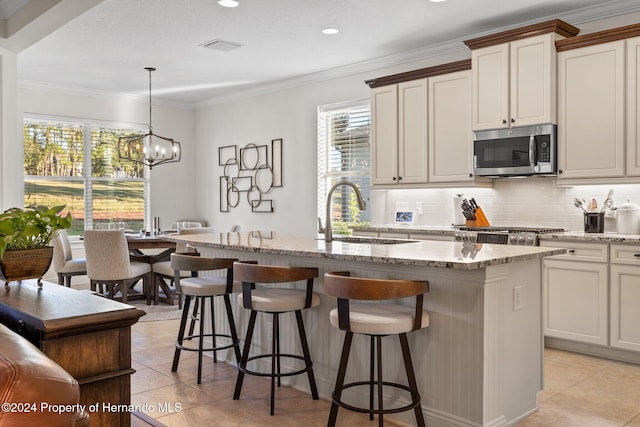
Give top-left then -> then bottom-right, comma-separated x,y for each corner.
163,231 -> 564,427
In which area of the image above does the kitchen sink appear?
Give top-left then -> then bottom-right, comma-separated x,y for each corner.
319,236 -> 419,245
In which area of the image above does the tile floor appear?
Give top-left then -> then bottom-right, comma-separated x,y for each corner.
129,316 -> 640,427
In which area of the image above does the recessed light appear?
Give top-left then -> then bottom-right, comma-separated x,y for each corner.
218,0 -> 239,7
430,0 -> 447,2
322,28 -> 340,35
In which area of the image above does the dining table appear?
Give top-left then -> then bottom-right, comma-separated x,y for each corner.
126,234 -> 177,305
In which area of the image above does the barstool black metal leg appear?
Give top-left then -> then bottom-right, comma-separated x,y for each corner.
328,331 -> 353,427
188,297 -> 200,337
369,336 -> 374,421
197,297 -> 205,384
172,295 -> 192,372
270,313 -> 278,415
399,333 -> 425,427
234,309 -> 257,400
223,294 -> 242,362
275,313 -> 281,387
377,336 -> 383,427
210,296 -> 217,363
295,310 -> 318,399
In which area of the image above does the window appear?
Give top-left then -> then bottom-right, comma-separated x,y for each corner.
23,116 -> 147,236
317,99 -> 371,235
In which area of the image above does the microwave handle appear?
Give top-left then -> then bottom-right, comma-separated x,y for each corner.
529,136 -> 536,166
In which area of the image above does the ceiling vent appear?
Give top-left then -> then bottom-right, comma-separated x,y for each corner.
202,39 -> 243,52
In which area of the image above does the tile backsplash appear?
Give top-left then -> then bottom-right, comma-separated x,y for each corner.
371,179 -> 640,232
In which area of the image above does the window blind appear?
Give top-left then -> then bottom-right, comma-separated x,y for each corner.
317,99 -> 371,229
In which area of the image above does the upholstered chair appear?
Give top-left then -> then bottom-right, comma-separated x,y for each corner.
51,229 -> 87,287
84,230 -> 151,303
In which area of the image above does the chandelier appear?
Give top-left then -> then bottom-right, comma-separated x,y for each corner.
117,67 -> 181,169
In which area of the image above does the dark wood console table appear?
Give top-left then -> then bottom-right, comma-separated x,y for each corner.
0,280 -> 145,427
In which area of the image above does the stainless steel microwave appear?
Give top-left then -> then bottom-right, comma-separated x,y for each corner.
473,124 -> 557,177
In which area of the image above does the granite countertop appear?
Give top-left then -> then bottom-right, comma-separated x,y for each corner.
163,231 -> 565,270
357,225 -> 640,244
541,232 -> 640,244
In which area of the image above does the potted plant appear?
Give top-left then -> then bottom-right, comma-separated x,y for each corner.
0,205 -> 72,288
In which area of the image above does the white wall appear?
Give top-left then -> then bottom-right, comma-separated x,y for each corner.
16,87 -> 197,227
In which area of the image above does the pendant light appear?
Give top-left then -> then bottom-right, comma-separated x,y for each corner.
117,67 -> 181,169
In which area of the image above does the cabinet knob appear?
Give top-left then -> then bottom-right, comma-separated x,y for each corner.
511,118 -> 515,123
558,169 -> 563,174
392,177 -> 397,181
398,176 -> 403,181
502,119 -> 507,124
568,249 -> 576,254
469,173 -> 473,178
634,253 -> 640,258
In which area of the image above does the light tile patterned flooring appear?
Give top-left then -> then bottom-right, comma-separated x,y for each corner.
129,316 -> 640,427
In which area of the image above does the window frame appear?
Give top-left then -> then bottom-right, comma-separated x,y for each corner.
23,114 -> 150,235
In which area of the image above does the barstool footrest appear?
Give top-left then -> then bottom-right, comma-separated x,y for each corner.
332,380 -> 421,415
176,333 -> 239,353
238,353 -> 313,378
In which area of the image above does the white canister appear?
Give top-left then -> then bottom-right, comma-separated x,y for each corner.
616,202 -> 640,235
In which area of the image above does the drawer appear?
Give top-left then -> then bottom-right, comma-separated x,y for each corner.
539,240 -> 608,263
610,244 -> 640,265
379,232 -> 410,239
352,231 -> 379,237
409,233 -> 453,241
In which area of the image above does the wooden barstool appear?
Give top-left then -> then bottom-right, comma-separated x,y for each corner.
170,253 -> 242,384
324,271 -> 429,427
233,261 -> 320,415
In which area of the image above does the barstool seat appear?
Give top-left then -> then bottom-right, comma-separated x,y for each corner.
170,253 -> 242,384
329,304 -> 429,335
324,271 -> 429,427
233,261 -> 320,416
237,288 -> 320,312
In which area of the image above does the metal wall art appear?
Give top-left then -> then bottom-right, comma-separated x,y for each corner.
218,139 -> 283,213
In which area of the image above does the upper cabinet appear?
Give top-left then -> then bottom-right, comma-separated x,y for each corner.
557,40 -> 625,179
628,36 -> 640,176
555,23 -> 640,181
366,60 -> 475,187
464,20 -> 579,131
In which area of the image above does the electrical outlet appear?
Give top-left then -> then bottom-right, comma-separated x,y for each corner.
415,202 -> 423,215
513,286 -> 523,311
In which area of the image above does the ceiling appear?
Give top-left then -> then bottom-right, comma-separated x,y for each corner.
4,0 -> 640,106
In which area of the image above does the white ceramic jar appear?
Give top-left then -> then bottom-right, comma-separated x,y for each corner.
616,202 -> 640,235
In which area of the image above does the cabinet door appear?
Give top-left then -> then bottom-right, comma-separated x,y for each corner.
627,36 -> 640,176
371,85 -> 398,185
543,259 -> 608,345
398,79 -> 428,184
510,34 -> 555,127
610,264 -> 640,351
471,43 -> 509,131
558,40 -> 625,179
428,70 -> 473,182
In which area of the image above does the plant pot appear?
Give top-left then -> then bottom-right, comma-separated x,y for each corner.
0,247 -> 53,288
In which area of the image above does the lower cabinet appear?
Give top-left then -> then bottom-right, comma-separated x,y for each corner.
610,244 -> 640,351
543,258 -> 608,345
541,240 -> 640,354
541,241 -> 608,345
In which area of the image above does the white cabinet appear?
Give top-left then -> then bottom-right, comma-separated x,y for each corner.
557,40 -> 625,179
541,241 -> 608,345
627,36 -> 640,176
428,70 -> 473,182
610,244 -> 640,351
371,69 -> 475,187
371,84 -> 399,185
471,34 -> 556,131
371,80 -> 428,185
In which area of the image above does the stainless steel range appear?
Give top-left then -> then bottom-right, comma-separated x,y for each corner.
454,226 -> 565,246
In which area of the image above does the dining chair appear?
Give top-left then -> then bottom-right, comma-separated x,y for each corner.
51,229 -> 87,287
84,230 -> 151,303
153,227 -> 216,306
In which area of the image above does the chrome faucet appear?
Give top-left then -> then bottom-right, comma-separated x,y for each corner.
322,180 -> 366,242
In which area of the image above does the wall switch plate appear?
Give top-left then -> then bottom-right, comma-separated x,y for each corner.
415,202 -> 423,214
513,286 -> 523,311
